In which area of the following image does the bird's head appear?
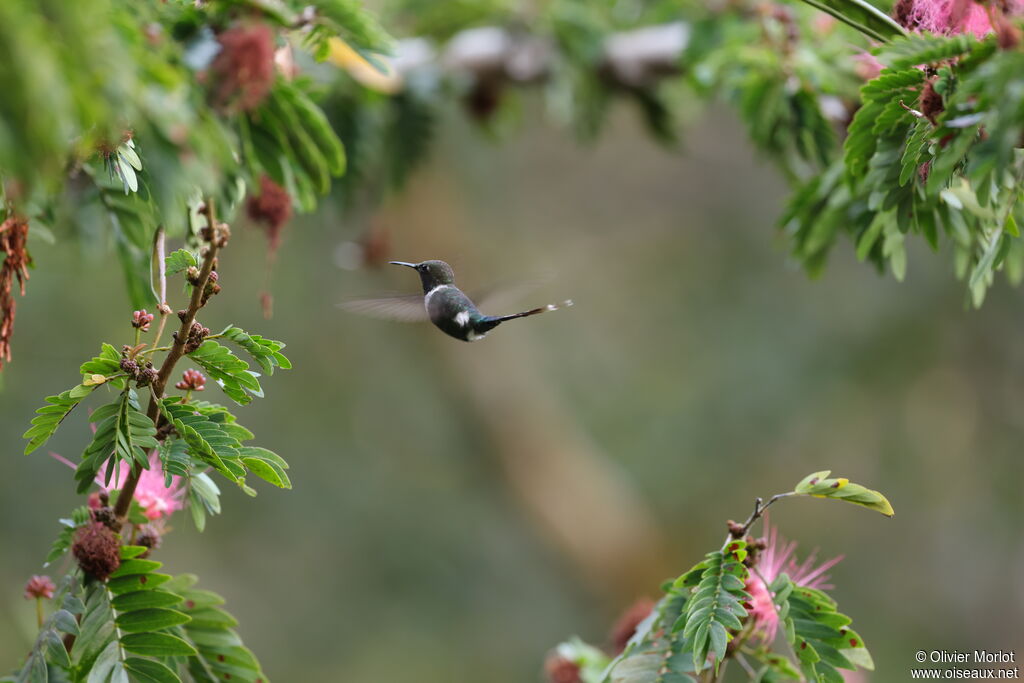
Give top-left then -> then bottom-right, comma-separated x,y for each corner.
390,260 -> 456,292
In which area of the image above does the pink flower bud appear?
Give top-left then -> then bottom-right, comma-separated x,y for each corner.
23,575 -> 56,600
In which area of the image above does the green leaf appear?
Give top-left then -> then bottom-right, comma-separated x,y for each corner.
218,326 -> 292,375
172,574 -> 271,682
113,590 -> 183,612
121,631 -> 197,656
122,657 -> 181,683
23,384 -> 97,454
109,559 -> 163,578
107,572 -> 172,595
119,545 -> 149,560
242,454 -> 291,489
158,399 -> 241,482
76,390 -> 159,494
681,543 -> 750,672
187,340 -> 262,405
276,82 -> 346,176
165,249 -> 197,275
873,32 -> 976,70
783,585 -> 872,681
794,470 -> 895,516
116,607 -> 191,633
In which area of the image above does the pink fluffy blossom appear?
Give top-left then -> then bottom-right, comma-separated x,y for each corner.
99,454 -> 183,520
894,0 -> 1023,37
51,451 -> 183,521
745,522 -> 844,643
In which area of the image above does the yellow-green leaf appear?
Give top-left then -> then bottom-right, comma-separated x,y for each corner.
794,470 -> 895,517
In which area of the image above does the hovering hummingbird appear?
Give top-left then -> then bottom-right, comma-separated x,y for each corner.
341,260 -> 573,342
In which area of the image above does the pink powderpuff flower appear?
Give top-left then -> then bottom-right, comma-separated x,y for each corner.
893,0 -> 1023,37
51,451 -> 183,521
745,522 -> 844,643
23,575 -> 56,600
99,454 -> 184,520
853,52 -> 884,81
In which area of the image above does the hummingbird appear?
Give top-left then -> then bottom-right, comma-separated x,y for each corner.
341,260 -> 573,342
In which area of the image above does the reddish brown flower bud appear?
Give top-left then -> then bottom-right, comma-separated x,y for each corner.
175,368 -> 207,391
72,523 -> 121,581
131,309 -> 155,331
544,655 -> 582,683
610,598 -> 656,654
0,215 -> 31,370
246,175 -> 293,253
995,16 -> 1021,49
119,358 -> 140,379
23,575 -> 56,600
209,23 -> 276,112
136,524 -> 162,558
919,80 -> 944,124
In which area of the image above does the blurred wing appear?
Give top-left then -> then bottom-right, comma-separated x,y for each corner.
338,295 -> 427,322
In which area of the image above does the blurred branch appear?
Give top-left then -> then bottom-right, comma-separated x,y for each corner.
391,22 -> 690,89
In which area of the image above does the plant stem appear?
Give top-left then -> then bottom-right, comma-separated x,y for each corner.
722,492 -> 796,549
113,200 -> 222,523
35,597 -> 43,630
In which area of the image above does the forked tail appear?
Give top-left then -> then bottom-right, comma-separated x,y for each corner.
489,299 -> 574,323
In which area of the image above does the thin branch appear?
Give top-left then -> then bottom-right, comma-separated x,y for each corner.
113,200 -> 223,522
722,492 -> 796,549
150,227 -> 172,350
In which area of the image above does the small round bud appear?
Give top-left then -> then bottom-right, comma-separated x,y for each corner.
186,266 -> 201,285
919,80 -> 943,124
175,369 -> 207,392
119,358 -> 140,379
177,309 -> 188,323
72,523 -> 121,581
136,524 -> 162,558
23,575 -> 56,600
136,365 -> 159,388
544,655 -> 582,683
995,16 -> 1021,50
610,598 -> 656,654
131,309 -> 155,331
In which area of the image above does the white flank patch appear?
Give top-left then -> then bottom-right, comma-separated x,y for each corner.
467,330 -> 486,342
454,310 -> 470,326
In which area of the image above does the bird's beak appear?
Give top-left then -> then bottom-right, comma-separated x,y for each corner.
389,261 -> 418,269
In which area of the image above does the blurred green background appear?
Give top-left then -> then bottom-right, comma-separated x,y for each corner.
2,94 -> 1022,680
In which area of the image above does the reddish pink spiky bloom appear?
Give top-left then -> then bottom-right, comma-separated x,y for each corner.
210,23 -> 276,111
246,174 -> 293,252
99,454 -> 183,521
892,0 -> 1023,37
0,215 -> 30,369
610,598 -> 657,654
544,655 -> 583,683
175,368 -> 206,391
745,522 -> 844,643
23,575 -> 56,600
132,309 -> 154,331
